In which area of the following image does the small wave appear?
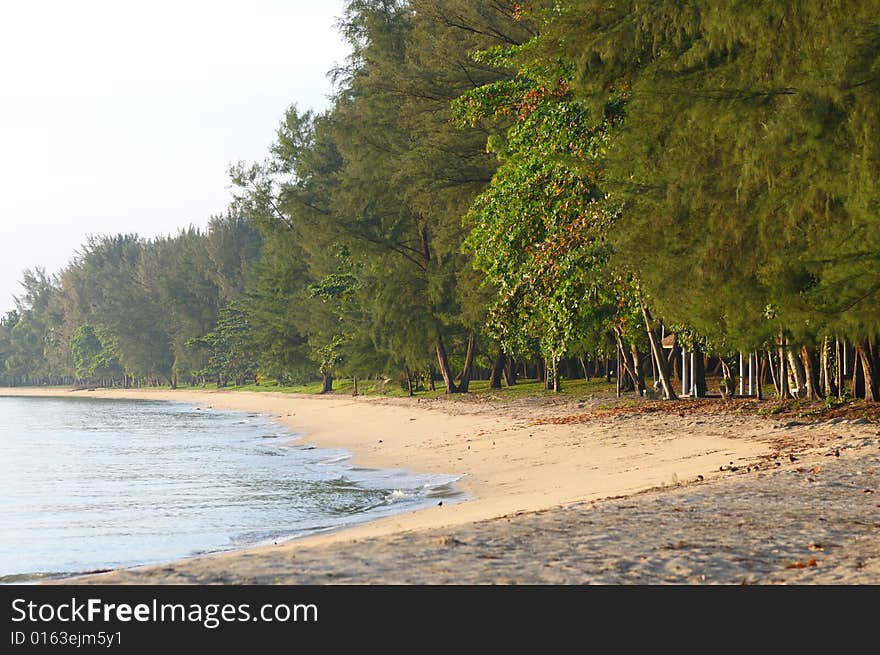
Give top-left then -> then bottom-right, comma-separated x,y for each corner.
256,448 -> 286,457
317,454 -> 351,465
424,483 -> 464,499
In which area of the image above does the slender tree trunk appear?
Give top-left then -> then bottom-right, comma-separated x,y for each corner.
667,343 -> 681,386
613,331 -> 637,393
857,341 -> 878,402
777,335 -> 790,399
630,344 -> 647,396
428,366 -> 436,392
321,372 -> 333,394
616,349 -> 621,398
720,359 -> 733,399
434,336 -> 458,394
404,367 -> 414,397
605,357 -> 612,383
820,337 -> 835,398
352,375 -> 359,397
579,357 -> 590,381
851,349 -> 864,399
639,302 -> 677,400
756,354 -> 764,400
502,357 -> 517,387
489,351 -> 506,389
692,346 -> 707,398
787,347 -> 807,398
458,332 -> 477,393
766,351 -> 779,397
802,345 -> 820,400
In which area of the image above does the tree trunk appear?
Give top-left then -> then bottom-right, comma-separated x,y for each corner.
613,331 -> 637,393
639,302 -> 677,400
489,351 -> 506,389
857,341 -> 878,402
667,342 -> 681,390
579,357 -> 590,381
616,349 -> 622,398
851,349 -> 864,399
765,351 -> 778,397
353,375 -> 359,397
605,357 -> 612,383
787,347 -> 807,398
428,367 -> 436,392
801,345 -> 820,401
404,367 -> 414,397
756,354 -> 764,400
777,335 -> 790,400
435,336 -> 459,394
321,372 -> 333,394
820,337 -> 836,398
502,357 -> 517,387
720,359 -> 733,399
458,332 -> 477,393
691,346 -> 707,398
630,344 -> 647,396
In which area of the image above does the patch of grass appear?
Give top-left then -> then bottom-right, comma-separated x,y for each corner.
757,403 -> 787,416
173,375 -> 619,402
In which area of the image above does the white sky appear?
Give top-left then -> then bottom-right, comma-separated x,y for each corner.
0,0 -> 350,315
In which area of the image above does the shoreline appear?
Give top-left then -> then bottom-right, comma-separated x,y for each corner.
2,386 -> 876,584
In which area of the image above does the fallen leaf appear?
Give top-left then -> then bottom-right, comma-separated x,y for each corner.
786,558 -> 818,569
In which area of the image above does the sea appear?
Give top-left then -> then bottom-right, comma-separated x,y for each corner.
0,395 -> 462,583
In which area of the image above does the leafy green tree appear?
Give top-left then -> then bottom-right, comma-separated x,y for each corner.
452,22 -> 635,392
0,310 -> 19,385
70,325 -> 122,384
542,0 -> 880,399
190,301 -> 259,387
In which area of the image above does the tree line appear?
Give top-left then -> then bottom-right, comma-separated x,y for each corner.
2,0 -> 878,402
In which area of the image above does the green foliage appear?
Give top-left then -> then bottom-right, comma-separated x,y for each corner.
547,0 -> 880,350
70,325 -> 121,381
454,24 -> 621,372
189,301 -> 259,387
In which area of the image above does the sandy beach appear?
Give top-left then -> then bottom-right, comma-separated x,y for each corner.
1,387 -> 877,584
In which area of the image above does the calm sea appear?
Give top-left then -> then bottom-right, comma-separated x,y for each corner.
0,395 -> 461,582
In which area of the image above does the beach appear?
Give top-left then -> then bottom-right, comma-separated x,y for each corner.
1,387 -> 877,584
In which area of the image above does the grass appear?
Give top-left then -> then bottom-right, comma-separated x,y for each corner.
167,375 -> 621,401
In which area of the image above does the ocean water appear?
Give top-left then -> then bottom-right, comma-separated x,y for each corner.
0,395 -> 462,582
